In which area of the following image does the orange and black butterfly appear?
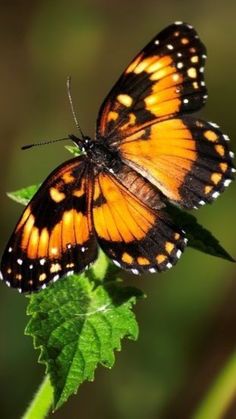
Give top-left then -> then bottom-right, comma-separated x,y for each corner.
1,22 -> 235,292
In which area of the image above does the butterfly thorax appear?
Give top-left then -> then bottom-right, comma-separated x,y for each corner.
69,134 -> 122,173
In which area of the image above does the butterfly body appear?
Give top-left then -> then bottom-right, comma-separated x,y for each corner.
1,22 -> 234,293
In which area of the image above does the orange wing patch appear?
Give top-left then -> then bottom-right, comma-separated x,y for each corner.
38,228 -> 49,258
21,207 -> 90,260
119,117 -> 234,209
93,173 -> 155,243
120,118 -> 196,202
93,171 -> 187,274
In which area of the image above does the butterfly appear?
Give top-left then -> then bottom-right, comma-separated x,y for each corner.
1,22 -> 235,293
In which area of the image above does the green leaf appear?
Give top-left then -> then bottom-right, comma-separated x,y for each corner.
167,205 -> 235,262
193,351 -> 236,419
25,262 -> 142,410
64,145 -> 82,156
7,184 -> 40,205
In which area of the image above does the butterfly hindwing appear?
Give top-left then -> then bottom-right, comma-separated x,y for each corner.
118,117 -> 235,209
92,169 -> 186,273
97,22 -> 207,142
1,157 -> 98,292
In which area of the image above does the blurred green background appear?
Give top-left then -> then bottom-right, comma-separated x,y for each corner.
0,1 -> 236,418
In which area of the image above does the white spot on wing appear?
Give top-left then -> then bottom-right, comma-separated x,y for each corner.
229,151 -> 234,158
149,268 -> 157,273
183,98 -> 189,104
8,247 -> 13,253
167,44 -> 174,50
131,269 -> 139,275
223,135 -> 230,141
6,281 -> 11,287
166,263 -> 173,269
209,122 -> 219,129
29,264 -> 33,270
66,270 -> 74,277
53,274 -> 59,282
177,62 -> 183,69
212,191 -> 220,198
224,179 -> 232,187
40,258 -> 46,266
155,39 -> 160,45
17,259 -> 23,265
176,249 -> 182,259
199,200 -> 206,206
113,260 -> 121,267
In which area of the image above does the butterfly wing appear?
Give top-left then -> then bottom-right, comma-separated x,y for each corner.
92,167 -> 186,274
118,117 -> 235,209
1,156 -> 98,292
97,22 -> 207,142
96,21 -> 234,209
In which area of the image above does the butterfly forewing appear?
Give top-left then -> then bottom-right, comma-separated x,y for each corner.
1,157 -> 97,292
97,22 -> 207,142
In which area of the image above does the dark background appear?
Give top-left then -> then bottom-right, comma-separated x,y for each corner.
0,1 -> 236,418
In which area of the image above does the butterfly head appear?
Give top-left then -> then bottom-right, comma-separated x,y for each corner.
68,134 -> 93,153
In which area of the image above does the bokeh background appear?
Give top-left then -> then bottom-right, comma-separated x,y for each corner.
0,1 -> 236,418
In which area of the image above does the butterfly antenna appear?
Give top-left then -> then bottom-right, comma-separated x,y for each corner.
67,76 -> 85,139
21,137 -> 69,150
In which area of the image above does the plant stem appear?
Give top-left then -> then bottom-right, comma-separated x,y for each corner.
21,375 -> 53,419
193,351 -> 236,419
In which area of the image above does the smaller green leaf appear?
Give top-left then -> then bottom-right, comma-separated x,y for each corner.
167,205 -> 235,262
64,145 -> 82,156
90,249 -> 110,281
7,184 -> 40,206
25,267 -> 142,410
